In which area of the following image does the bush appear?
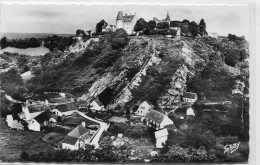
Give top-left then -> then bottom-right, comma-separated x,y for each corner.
20,152 -> 30,161
111,29 -> 129,50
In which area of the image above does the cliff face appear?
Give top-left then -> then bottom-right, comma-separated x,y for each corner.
30,34 -> 249,110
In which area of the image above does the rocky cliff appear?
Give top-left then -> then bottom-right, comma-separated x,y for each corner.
28,33 -> 249,111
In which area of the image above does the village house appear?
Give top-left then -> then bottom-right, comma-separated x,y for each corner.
134,101 -> 153,116
62,123 -> 96,150
90,99 -> 105,113
143,109 -> 173,130
154,128 -> 168,148
6,115 -> 24,130
27,110 -> 52,132
182,92 -> 197,104
52,102 -> 78,116
116,11 -> 138,34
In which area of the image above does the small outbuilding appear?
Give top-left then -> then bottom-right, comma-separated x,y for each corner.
28,110 -> 52,132
155,128 -> 168,148
144,109 -> 173,130
182,92 -> 197,104
90,99 -> 105,112
134,101 -> 152,116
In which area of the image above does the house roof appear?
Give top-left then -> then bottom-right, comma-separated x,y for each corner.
48,97 -> 70,103
174,105 -> 190,114
145,109 -> 165,123
34,110 -> 52,124
63,125 -> 90,145
155,128 -> 168,139
122,15 -> 135,22
93,99 -> 103,106
62,136 -> 78,145
183,92 -> 197,99
62,113 -> 100,127
56,102 -> 77,112
28,105 -> 50,113
116,11 -> 123,20
68,125 -> 90,138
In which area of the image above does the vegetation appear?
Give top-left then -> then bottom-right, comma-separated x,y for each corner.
96,19 -> 107,34
0,37 -> 41,49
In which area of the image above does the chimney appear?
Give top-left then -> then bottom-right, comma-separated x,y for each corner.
82,121 -> 86,127
125,13 -> 127,16
165,112 -> 168,116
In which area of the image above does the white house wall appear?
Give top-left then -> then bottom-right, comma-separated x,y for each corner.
28,119 -> 41,132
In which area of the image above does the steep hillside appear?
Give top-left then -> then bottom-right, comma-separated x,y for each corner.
27,33 -> 249,112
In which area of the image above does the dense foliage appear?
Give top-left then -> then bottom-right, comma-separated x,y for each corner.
0,37 -> 41,49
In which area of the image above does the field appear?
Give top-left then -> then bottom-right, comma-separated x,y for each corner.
0,118 -> 54,162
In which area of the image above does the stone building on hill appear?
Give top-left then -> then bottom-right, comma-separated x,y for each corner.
116,11 -> 138,34
153,11 -> 171,26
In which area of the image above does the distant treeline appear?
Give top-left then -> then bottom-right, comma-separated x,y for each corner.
0,37 -> 41,49
0,35 -> 76,52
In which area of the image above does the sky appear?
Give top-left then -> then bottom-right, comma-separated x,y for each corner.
0,4 -> 250,39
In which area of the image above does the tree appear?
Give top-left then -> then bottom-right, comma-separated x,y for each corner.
156,22 -> 169,29
189,21 -> 199,38
20,152 -> 30,161
148,20 -> 156,30
199,19 -> 207,36
134,18 -> 148,32
0,37 -> 8,49
111,28 -> 129,50
96,19 -> 107,34
17,57 -> 28,68
76,29 -> 87,37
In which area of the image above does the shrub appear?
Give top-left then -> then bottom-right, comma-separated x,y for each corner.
111,29 -> 129,50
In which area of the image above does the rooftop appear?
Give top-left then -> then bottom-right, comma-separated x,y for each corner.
63,125 -> 91,145
56,102 -> 77,112
145,109 -> 165,123
34,110 -> 52,124
183,92 -> 197,99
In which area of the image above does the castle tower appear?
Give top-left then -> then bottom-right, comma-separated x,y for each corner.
116,11 -> 123,29
166,11 -> 171,25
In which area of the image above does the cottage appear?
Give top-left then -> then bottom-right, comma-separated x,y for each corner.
134,101 -> 152,116
155,128 -> 168,148
6,115 -> 24,130
182,92 -> 197,104
90,99 -> 105,112
62,123 -> 95,150
144,109 -> 173,130
52,102 -> 78,116
28,110 -> 52,132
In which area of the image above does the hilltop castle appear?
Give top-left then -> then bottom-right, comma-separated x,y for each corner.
116,11 -> 138,34
153,11 -> 171,26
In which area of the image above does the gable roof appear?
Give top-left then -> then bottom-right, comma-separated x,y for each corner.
155,128 -> 168,139
93,99 -> 103,106
116,11 -> 123,20
183,92 -> 197,99
56,102 -> 77,112
122,15 -> 135,22
68,125 -> 90,138
34,110 -> 52,124
145,109 -> 165,123
62,136 -> 78,145
63,125 -> 90,145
